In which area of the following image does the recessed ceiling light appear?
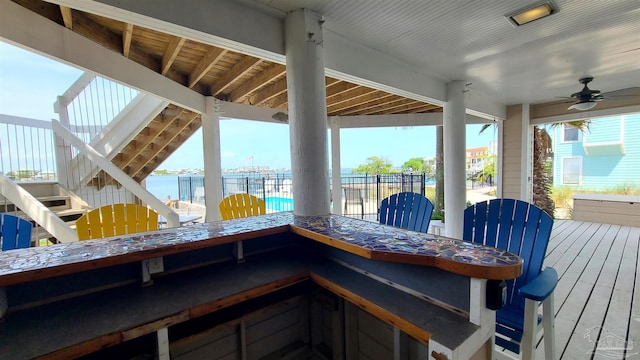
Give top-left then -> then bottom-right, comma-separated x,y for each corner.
506,2 -> 556,27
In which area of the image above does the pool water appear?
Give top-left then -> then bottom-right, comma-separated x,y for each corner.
265,196 -> 294,212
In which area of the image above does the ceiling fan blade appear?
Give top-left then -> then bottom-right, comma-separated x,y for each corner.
601,87 -> 640,98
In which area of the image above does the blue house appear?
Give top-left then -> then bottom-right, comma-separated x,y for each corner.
552,113 -> 640,191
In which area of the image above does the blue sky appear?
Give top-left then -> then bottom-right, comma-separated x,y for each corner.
0,41 -> 495,170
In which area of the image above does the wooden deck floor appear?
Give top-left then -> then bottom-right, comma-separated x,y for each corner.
539,220 -> 640,359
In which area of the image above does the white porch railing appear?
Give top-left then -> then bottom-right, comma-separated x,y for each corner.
0,114 -> 56,181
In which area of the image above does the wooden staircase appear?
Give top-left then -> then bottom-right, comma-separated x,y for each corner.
0,182 -> 88,243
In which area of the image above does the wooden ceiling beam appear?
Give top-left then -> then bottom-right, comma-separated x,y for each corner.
161,36 -> 185,75
268,92 -> 289,108
337,95 -> 404,115
72,12 -> 176,79
229,63 -> 286,103
404,104 -> 442,114
72,12 -> 122,53
363,100 -> 425,115
188,47 -> 227,88
327,92 -> 393,114
210,56 -> 262,96
122,23 -> 134,58
60,6 -> 73,29
326,87 -> 379,108
325,77 -> 340,87
250,77 -> 287,106
326,81 -> 361,99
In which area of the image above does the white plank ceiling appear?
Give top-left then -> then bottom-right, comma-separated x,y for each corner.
246,0 -> 640,106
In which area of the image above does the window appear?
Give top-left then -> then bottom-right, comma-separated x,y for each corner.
561,157 -> 582,185
562,124 -> 580,142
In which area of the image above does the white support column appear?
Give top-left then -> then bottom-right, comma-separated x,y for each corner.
285,9 -> 330,216
496,120 -> 504,198
53,96 -> 73,189
202,97 -> 223,221
521,104 -> 532,201
468,278 -> 496,360
443,81 -> 467,239
330,117 -> 343,215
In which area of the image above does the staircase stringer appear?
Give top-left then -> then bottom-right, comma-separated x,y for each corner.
68,93 -> 169,192
0,174 -> 77,242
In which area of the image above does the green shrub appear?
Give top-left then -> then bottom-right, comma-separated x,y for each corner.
550,186 -> 574,209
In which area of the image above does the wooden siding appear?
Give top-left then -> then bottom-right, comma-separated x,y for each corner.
501,105 -> 523,199
553,114 -> 640,190
344,302 -> 428,360
171,298 -> 305,360
572,195 -> 640,226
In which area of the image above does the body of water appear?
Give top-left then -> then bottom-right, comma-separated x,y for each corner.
146,176 -> 180,200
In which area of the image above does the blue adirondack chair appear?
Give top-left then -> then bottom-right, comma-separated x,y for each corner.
379,192 -> 434,233
0,213 -> 32,251
463,199 -> 557,360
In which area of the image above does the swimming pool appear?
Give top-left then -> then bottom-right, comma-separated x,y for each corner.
265,196 -> 294,212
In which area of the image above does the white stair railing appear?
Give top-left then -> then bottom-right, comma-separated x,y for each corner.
0,114 -> 57,182
52,120 -> 179,228
66,93 -> 169,190
54,73 -> 140,193
0,174 -> 76,242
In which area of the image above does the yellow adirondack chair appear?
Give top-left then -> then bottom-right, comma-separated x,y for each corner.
218,194 -> 266,220
76,204 -> 159,240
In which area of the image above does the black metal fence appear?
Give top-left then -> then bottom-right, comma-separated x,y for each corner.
178,173 -> 430,219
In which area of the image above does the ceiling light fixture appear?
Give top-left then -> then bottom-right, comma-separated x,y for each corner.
506,2 -> 556,27
568,102 -> 597,111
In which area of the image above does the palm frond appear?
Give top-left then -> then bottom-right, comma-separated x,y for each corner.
548,119 -> 590,132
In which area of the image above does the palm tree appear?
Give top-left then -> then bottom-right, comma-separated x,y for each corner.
533,120 -> 589,218
533,126 -> 555,217
480,120 -> 589,218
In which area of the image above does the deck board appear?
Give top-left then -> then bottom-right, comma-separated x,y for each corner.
564,224 -> 627,358
595,226 -> 638,360
624,226 -> 640,360
533,221 -> 640,360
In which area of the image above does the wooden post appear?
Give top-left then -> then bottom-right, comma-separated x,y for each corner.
393,327 -> 408,360
344,302 -> 359,359
0,287 -> 6,320
157,327 -> 170,360
332,298 -> 345,360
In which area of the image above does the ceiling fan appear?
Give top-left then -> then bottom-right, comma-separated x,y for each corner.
567,76 -> 603,111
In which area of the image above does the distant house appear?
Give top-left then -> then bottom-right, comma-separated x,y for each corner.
466,146 -> 488,176
552,113 -> 640,191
